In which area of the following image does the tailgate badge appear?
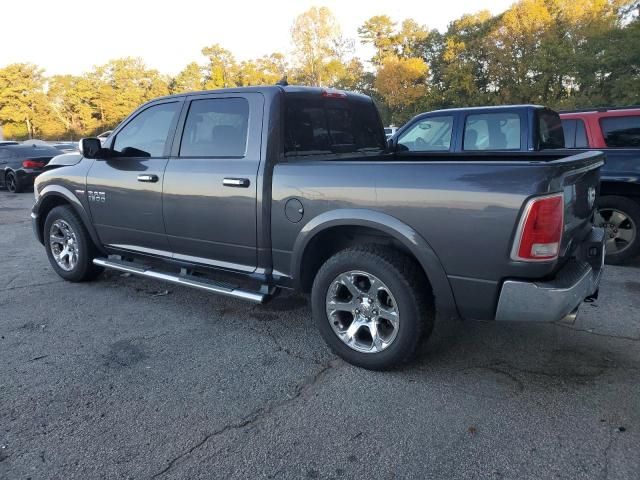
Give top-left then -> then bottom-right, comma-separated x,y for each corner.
587,187 -> 596,209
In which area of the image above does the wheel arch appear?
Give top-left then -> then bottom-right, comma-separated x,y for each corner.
34,185 -> 104,253
600,181 -> 640,201
291,209 -> 459,318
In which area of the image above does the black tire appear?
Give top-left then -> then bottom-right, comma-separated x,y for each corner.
44,206 -> 104,282
5,171 -> 22,193
311,246 -> 434,370
597,196 -> 640,265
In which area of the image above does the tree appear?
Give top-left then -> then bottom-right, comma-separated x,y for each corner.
47,74 -> 111,137
0,63 -> 48,138
201,44 -> 238,89
291,7 -> 349,86
358,15 -> 397,65
374,57 -> 429,123
396,19 -> 429,58
171,62 -> 204,93
236,53 -> 288,86
89,58 -> 169,126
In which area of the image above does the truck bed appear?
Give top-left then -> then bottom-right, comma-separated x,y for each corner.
271,150 -> 604,320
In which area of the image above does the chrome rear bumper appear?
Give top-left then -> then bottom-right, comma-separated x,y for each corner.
495,228 -> 604,322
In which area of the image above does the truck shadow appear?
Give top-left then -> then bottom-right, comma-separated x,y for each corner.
409,314 -> 638,394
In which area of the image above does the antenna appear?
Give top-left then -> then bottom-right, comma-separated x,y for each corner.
276,76 -> 288,87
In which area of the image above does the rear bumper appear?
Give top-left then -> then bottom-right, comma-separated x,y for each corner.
495,228 -> 605,322
17,168 -> 43,184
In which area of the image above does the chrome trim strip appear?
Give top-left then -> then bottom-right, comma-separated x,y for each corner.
93,258 -> 265,303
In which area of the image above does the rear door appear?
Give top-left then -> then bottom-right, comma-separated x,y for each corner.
162,93 -> 263,272
86,100 -> 182,254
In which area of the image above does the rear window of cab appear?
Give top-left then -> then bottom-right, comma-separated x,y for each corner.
284,96 -> 385,156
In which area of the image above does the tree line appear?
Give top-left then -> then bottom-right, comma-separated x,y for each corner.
0,0 -> 638,139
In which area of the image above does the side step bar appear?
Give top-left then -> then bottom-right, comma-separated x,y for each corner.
93,257 -> 272,303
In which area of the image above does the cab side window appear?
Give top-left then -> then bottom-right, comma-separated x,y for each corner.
179,98 -> 250,157
464,113 -> 521,151
397,116 -> 453,152
113,102 -> 180,158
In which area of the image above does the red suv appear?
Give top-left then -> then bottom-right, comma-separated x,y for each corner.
560,107 -> 640,264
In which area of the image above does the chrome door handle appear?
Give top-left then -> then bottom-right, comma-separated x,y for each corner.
137,174 -> 159,183
223,178 -> 250,188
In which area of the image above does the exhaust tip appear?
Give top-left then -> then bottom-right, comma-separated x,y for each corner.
559,306 -> 580,325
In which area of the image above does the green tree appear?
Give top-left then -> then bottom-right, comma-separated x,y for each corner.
291,6 -> 349,86
89,57 -> 169,127
0,63 -> 49,138
358,15 -> 397,65
47,74 -> 103,137
236,53 -> 288,86
374,56 -> 429,123
201,44 -> 238,89
171,62 -> 204,93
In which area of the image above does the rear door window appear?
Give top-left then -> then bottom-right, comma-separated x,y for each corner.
600,115 -> 640,147
464,112 -> 521,151
562,119 -> 577,148
284,97 -> 385,156
179,98 -> 249,157
575,119 -> 588,148
397,116 -> 453,152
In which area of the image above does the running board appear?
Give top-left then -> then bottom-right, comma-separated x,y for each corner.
93,257 -> 272,303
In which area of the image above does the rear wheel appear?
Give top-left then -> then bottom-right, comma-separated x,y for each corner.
44,206 -> 104,282
311,246 -> 434,370
5,171 -> 22,193
594,196 -> 640,265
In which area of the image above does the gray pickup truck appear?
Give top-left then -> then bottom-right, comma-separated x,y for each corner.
32,86 -> 605,369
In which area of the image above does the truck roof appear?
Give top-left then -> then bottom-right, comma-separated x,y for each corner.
149,85 -> 372,103
426,104 -> 546,115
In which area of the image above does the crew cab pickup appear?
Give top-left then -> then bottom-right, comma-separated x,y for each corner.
32,88 -> 605,370
560,107 -> 640,264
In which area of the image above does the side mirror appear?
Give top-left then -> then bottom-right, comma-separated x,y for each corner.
79,138 -> 103,159
387,138 -> 395,152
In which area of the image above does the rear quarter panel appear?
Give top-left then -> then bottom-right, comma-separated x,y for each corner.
271,153 -> 603,320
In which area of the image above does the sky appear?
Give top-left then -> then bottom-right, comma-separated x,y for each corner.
0,0 -> 515,76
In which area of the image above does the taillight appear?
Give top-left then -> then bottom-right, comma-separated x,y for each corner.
321,89 -> 347,99
512,193 -> 564,261
22,159 -> 46,168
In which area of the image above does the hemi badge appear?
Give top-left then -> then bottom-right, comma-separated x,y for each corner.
75,190 -> 85,195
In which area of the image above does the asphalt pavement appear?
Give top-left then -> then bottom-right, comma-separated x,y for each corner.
1,190 -> 639,480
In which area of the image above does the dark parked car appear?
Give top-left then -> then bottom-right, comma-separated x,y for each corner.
560,107 -> 640,264
0,144 -> 62,193
33,87 -> 604,369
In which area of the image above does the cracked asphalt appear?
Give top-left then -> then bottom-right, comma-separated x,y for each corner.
1,190 -> 639,480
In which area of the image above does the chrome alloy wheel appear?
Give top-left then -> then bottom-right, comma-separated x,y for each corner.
325,270 -> 400,353
595,208 -> 637,254
49,219 -> 80,271
6,173 -> 17,193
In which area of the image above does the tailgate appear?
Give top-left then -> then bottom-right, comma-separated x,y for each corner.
553,151 -> 604,258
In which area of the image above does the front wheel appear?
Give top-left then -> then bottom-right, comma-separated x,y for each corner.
44,206 -> 104,282
594,196 -> 640,265
311,246 -> 434,370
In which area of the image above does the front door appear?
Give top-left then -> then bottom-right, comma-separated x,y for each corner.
86,100 -> 182,255
162,93 -> 263,272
